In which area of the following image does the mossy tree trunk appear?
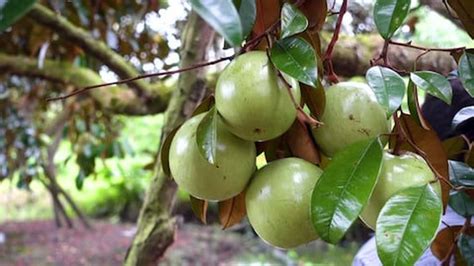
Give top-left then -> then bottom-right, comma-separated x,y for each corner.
124,12 -> 215,265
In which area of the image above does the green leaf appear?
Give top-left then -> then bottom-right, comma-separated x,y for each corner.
376,184 -> 442,266
311,138 -> 383,244
233,0 -> 256,39
0,0 -> 37,32
191,0 -> 243,47
196,107 -> 218,165
366,66 -> 406,117
410,71 -> 452,105
452,106 -> 474,131
449,190 -> 474,217
459,50 -> 474,97
449,160 -> 474,187
270,37 -> 317,87
373,0 -> 411,39
160,126 -> 181,177
280,3 -> 308,39
458,233 -> 474,265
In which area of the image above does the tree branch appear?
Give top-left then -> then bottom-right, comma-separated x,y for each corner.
0,53 -> 172,115
28,4 -> 153,98
125,12 -> 216,265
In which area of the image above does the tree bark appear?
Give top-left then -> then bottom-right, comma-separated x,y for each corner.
124,12 -> 215,265
0,53 -> 172,115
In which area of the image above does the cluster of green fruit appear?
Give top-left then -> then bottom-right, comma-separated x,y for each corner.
168,51 -> 441,249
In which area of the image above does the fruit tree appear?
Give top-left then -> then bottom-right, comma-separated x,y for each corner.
1,0 -> 473,265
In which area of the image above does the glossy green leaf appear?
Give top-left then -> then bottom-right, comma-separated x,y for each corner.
459,51 -> 474,97
373,0 -> 411,39
270,37 -> 317,87
161,126 -> 181,177
233,0 -> 256,39
366,66 -> 406,117
452,106 -> 474,131
281,3 -> 308,39
458,233 -> 474,265
449,160 -> 474,187
191,0 -> 243,47
311,138 -> 383,244
196,107 -> 218,165
410,71 -> 452,105
449,190 -> 474,217
376,184 -> 442,266
0,0 -> 37,32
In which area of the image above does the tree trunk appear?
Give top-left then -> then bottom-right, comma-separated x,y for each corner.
124,12 -> 215,265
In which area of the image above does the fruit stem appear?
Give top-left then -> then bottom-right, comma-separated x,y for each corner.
275,69 -> 322,127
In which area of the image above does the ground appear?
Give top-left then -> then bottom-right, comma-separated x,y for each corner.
0,219 -> 359,265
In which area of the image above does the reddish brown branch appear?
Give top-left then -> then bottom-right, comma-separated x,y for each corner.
389,40 -> 465,53
47,56 -> 234,101
323,0 -> 348,83
275,68 -> 321,127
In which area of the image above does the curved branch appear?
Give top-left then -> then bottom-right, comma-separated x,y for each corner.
27,4 -> 153,97
0,53 -> 172,115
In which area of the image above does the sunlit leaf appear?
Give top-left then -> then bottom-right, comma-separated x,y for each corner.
196,107 -> 218,165
270,37 -> 317,87
407,80 -> 429,129
281,3 -> 308,39
459,50 -> 474,97
410,71 -> 452,105
190,0 -> 243,47
376,184 -> 442,266
311,138 -> 383,244
366,66 -> 406,117
452,106 -> 474,131
0,0 -> 37,32
373,0 -> 411,39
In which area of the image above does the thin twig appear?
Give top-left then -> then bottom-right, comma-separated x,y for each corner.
323,0 -> 348,83
275,68 -> 321,127
47,56 -> 234,101
389,40 -> 465,53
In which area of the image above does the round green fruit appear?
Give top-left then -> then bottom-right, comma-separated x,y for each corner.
246,157 -> 322,249
215,51 -> 301,141
169,113 -> 256,201
312,82 -> 390,156
360,151 -> 441,230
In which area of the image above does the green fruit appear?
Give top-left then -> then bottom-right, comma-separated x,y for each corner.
246,157 -> 322,248
360,151 -> 441,230
215,51 -> 301,141
169,113 -> 256,201
312,82 -> 390,156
